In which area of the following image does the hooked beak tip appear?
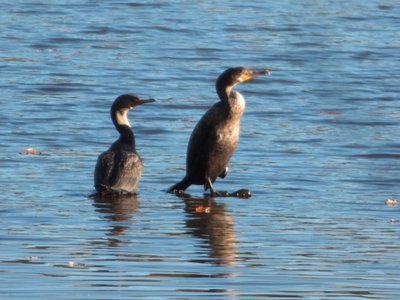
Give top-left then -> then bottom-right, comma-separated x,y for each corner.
258,69 -> 270,76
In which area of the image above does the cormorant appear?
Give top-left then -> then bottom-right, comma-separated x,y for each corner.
94,94 -> 155,195
168,67 -> 270,197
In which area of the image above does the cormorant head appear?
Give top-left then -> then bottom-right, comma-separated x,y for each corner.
111,94 -> 155,127
216,67 -> 270,88
113,94 -> 155,111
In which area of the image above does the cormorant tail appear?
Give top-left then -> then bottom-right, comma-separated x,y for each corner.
167,177 -> 191,193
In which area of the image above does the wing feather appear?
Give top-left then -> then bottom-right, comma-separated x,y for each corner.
94,150 -> 142,194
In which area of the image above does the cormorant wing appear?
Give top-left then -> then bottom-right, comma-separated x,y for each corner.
108,151 -> 142,193
186,102 -> 228,183
94,151 -> 115,191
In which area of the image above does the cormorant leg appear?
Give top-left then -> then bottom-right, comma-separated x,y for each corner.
206,177 -> 216,196
206,177 -> 230,197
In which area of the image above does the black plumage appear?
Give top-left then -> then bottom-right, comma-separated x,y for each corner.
168,67 -> 270,196
94,94 -> 154,195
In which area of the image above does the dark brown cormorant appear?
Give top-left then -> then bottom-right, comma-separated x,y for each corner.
94,94 -> 155,195
168,67 -> 270,197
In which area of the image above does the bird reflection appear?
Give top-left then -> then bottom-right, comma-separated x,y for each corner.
182,195 -> 237,266
92,193 -> 139,247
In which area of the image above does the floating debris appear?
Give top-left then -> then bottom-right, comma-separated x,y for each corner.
18,148 -> 42,155
68,261 -> 77,267
67,261 -> 88,268
320,110 -> 341,115
195,205 -> 210,214
27,256 -> 39,261
385,198 -> 398,206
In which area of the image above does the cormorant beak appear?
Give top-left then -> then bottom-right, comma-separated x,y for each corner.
239,69 -> 270,82
138,98 -> 156,105
131,98 -> 156,108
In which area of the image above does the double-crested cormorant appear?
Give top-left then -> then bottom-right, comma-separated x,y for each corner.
168,67 -> 270,197
94,94 -> 155,195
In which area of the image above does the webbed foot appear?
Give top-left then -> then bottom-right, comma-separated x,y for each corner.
168,188 -> 191,198
204,177 -> 251,198
231,189 -> 251,198
205,189 -> 251,198
211,190 -> 231,197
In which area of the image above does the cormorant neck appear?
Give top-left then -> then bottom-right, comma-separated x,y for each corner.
216,84 -> 233,104
216,82 -> 246,118
116,125 -> 136,148
111,108 -> 136,150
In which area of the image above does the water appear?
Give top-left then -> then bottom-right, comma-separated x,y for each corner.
1,0 -> 400,298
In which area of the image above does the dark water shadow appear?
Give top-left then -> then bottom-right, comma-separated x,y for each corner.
180,195 -> 237,266
91,193 -> 139,247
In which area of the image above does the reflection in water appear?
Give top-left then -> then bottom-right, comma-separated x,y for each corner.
183,196 -> 237,266
92,194 -> 139,247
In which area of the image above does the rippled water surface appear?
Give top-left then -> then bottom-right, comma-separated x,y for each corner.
1,1 -> 400,299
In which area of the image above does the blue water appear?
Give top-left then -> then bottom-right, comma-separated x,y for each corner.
1,1 -> 400,299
